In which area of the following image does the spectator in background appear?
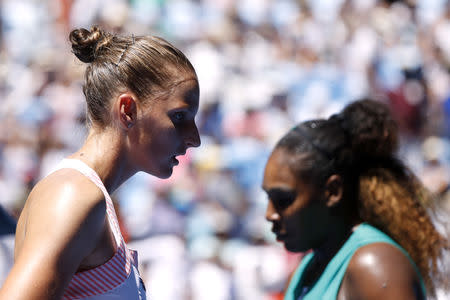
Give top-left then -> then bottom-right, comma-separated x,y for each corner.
0,205 -> 16,286
263,99 -> 448,299
1,0 -> 450,299
0,26 -> 200,299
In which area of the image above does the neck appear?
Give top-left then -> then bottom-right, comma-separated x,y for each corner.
68,127 -> 135,194
313,218 -> 361,264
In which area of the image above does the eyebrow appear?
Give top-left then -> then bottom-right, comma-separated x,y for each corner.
263,187 -> 296,195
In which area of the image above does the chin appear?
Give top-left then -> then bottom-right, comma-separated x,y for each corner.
159,172 -> 173,179
152,168 -> 173,179
284,241 -> 310,253
158,165 -> 175,179
144,164 -> 173,179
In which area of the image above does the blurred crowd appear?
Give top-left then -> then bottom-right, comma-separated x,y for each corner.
1,0 -> 450,299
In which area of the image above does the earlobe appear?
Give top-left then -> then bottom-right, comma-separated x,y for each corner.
325,174 -> 343,208
118,94 -> 137,130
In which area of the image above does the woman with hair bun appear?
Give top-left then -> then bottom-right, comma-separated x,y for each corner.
0,26 -> 200,299
263,99 -> 448,299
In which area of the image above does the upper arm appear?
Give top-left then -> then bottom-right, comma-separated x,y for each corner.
0,172 -> 106,300
341,243 -> 424,300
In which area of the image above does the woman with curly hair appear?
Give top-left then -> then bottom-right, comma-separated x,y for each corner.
0,26 -> 200,299
263,99 -> 448,299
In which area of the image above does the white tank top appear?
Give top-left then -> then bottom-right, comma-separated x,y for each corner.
55,159 -> 147,299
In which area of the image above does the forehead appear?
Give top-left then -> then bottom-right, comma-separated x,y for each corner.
166,78 -> 199,107
263,149 -> 297,189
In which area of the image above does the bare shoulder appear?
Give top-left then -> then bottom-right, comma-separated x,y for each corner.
30,168 -> 105,208
1,169 -> 109,299
18,168 -> 107,261
340,243 -> 424,300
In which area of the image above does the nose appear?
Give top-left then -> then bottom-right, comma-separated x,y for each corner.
185,121 -> 201,148
265,200 -> 280,222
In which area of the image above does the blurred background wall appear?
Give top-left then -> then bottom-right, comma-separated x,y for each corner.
0,0 -> 449,299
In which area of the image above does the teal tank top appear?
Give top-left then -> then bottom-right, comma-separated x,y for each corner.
284,223 -> 426,300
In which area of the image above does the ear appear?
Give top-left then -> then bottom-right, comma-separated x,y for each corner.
324,174 -> 343,208
117,93 -> 137,130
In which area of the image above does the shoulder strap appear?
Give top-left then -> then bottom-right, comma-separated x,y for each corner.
284,253 -> 314,300
347,223 -> 426,295
54,159 -> 123,246
285,223 -> 426,300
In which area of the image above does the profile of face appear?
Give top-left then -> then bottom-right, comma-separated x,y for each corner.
127,77 -> 201,178
263,148 -> 332,252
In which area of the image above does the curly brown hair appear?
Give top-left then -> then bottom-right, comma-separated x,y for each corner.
276,99 -> 449,296
358,167 -> 448,296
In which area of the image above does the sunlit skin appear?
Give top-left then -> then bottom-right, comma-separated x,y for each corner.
125,78 -> 201,179
262,148 -> 425,300
0,76 -> 201,300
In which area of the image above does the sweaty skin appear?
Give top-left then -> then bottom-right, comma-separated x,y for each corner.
0,78 -> 200,300
337,243 -> 424,300
2,171 -> 111,300
263,148 -> 425,300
